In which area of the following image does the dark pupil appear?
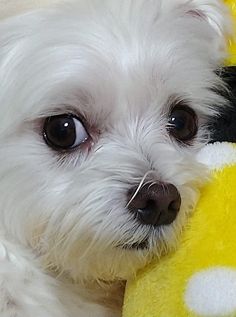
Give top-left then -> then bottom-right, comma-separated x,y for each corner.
45,116 -> 76,149
170,113 -> 186,131
170,109 -> 196,141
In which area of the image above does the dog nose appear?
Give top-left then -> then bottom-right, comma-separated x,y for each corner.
127,183 -> 181,226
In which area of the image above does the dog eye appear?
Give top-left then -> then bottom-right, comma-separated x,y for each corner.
43,114 -> 89,150
167,105 -> 198,143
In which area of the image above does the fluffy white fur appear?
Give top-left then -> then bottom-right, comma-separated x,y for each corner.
0,0 -> 62,19
0,0 -> 231,316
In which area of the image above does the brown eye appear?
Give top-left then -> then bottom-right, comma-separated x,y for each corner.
168,105 -> 198,143
43,114 -> 89,150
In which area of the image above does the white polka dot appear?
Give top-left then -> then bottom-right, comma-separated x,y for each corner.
184,267 -> 236,316
197,142 -> 236,170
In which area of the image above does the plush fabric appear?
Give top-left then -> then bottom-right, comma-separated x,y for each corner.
225,0 -> 236,65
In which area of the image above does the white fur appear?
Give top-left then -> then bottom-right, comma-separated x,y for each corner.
0,0 -> 231,316
0,0 -> 62,19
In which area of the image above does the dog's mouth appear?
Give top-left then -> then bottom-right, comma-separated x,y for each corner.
119,239 -> 149,250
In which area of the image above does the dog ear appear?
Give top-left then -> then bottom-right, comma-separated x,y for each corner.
162,0 -> 232,59
185,0 -> 233,60
186,0 -> 232,38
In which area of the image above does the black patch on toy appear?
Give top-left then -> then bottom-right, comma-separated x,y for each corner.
209,66 -> 236,143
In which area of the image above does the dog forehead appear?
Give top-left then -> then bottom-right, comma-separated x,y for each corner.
0,0 -> 219,133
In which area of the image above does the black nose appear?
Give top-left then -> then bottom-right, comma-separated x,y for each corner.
127,183 -> 181,226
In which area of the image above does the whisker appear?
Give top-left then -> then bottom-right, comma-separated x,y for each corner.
126,170 -> 155,207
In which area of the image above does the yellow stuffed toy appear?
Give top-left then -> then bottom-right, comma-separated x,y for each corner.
123,1 -> 236,317
226,0 -> 236,65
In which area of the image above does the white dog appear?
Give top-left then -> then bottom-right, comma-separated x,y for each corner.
0,0 -> 231,316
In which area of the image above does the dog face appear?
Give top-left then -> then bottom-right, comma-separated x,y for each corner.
0,0 -> 229,281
